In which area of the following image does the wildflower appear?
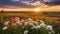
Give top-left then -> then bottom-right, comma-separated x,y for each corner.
35,26 -> 38,29
32,25 -> 41,29
46,25 -> 55,33
24,30 -> 29,34
36,25 -> 41,29
46,25 -> 53,30
31,25 -> 36,29
4,21 -> 9,25
21,19 -> 24,22
40,23 -> 46,27
9,17 -> 15,23
39,20 -> 46,27
27,18 -> 32,21
9,17 -> 20,23
14,17 -> 20,22
2,26 -> 7,30
33,21 -> 39,25
25,22 -> 28,25
19,21 -> 25,26
29,23 -> 33,26
28,21 -> 32,23
39,20 -> 45,23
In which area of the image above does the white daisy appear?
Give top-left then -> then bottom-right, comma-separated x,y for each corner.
2,26 -> 8,30
24,30 -> 29,34
4,21 -> 9,25
40,23 -> 46,27
46,25 -> 53,30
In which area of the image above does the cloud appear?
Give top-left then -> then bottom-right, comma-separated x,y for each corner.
11,0 -> 20,2
21,1 -> 48,7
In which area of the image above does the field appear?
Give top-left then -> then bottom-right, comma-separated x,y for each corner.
0,12 -> 60,34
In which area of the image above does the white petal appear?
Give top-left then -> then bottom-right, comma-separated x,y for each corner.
24,30 -> 29,34
4,21 -> 9,25
2,26 -> 7,30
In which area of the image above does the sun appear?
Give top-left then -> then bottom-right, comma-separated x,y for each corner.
34,8 -> 41,12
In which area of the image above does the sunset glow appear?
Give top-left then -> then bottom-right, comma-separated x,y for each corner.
34,8 -> 41,12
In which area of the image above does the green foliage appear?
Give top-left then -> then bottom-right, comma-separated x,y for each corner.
39,27 -> 49,34
53,24 -> 60,34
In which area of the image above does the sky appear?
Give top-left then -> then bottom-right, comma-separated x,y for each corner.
0,0 -> 60,8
